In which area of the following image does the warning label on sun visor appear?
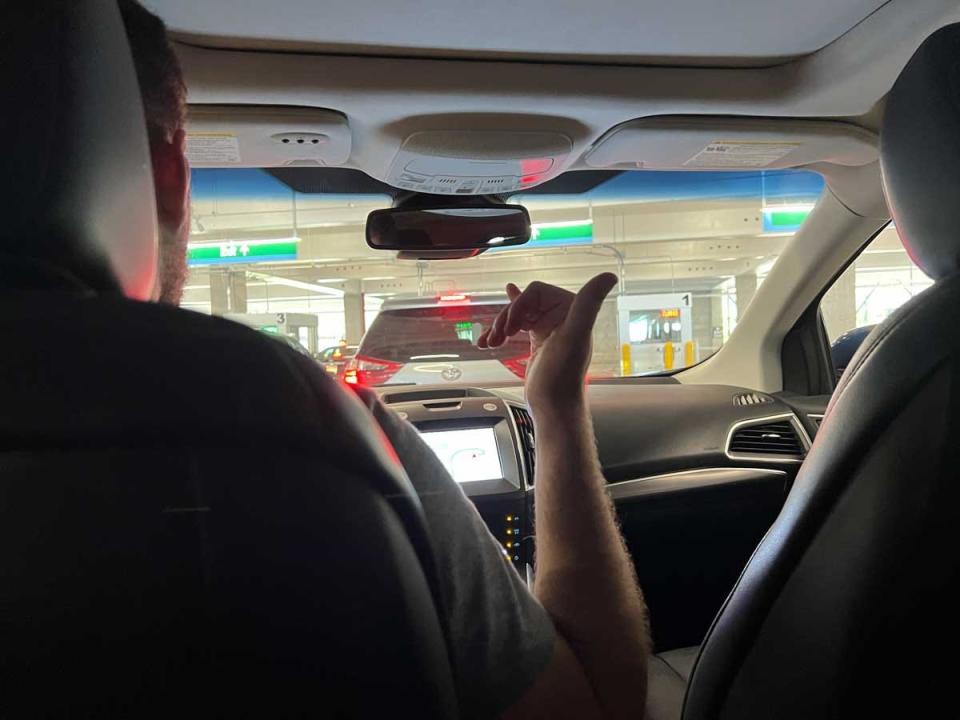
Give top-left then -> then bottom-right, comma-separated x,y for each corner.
683,141 -> 800,169
186,133 -> 241,164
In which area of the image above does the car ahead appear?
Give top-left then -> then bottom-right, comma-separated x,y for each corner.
345,294 -> 530,386
318,343 -> 358,378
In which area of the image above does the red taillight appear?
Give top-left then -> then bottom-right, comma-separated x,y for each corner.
500,354 -> 531,379
346,354 -> 403,386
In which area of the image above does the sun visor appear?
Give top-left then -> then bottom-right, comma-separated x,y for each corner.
584,117 -> 877,171
185,106 -> 352,168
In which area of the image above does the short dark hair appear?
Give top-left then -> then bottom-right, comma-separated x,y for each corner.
118,0 -> 187,144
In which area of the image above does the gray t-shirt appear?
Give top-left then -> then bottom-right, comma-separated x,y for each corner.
353,387 -> 556,720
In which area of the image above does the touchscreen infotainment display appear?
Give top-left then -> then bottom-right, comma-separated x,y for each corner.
419,427 -> 503,483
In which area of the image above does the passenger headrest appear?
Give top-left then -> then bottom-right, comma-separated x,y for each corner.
881,23 -> 960,281
0,2 -> 158,298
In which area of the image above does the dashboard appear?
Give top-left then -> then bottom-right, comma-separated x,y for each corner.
377,380 -> 822,585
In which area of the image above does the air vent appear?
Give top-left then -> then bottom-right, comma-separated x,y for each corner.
733,392 -> 773,407
510,406 -> 536,484
728,417 -> 806,459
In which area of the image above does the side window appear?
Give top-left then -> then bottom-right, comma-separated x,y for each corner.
821,224 -> 932,378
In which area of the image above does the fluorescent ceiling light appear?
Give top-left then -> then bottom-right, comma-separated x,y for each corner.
248,271 -> 344,297
532,219 -> 593,229
760,203 -> 816,214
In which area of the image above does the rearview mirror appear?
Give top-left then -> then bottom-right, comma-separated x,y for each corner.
366,205 -> 531,253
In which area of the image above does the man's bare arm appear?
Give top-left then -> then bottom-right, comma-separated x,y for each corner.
480,274 -> 650,719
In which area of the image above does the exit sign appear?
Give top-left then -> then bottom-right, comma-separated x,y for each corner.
187,238 -> 299,266
762,206 -> 813,233
531,220 -> 593,246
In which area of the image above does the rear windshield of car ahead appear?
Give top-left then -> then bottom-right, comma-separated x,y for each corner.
360,304 -> 529,363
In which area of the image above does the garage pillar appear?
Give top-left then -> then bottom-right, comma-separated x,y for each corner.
692,293 -> 723,359
735,272 -> 758,320
590,298 -> 620,377
821,265 -> 857,340
209,270 -> 248,315
343,279 -> 366,344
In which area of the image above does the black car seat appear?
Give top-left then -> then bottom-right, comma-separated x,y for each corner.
0,3 -> 457,717
649,22 -> 960,720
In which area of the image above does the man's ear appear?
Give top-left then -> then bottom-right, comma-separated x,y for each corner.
152,128 -> 190,232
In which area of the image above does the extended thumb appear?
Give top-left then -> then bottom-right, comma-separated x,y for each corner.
565,272 -> 618,337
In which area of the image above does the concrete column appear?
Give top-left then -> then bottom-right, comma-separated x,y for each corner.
735,272 -> 758,322
343,279 -> 366,344
821,266 -> 857,340
210,271 -> 228,315
589,298 -> 620,377
227,271 -> 247,314
209,270 -> 247,315
710,292 -> 724,355
692,292 -> 725,359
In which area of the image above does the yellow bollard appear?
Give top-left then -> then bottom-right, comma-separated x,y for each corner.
621,343 -> 632,376
684,340 -> 696,368
663,342 -> 675,370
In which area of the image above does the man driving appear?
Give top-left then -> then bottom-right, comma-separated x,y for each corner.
120,1 -> 650,717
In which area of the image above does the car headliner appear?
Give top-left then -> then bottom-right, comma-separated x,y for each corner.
147,0 -> 887,67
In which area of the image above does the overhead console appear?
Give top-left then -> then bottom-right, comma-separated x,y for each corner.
584,116 -> 878,170
384,129 -> 572,195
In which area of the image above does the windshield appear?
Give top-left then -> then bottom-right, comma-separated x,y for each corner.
184,168 -> 823,385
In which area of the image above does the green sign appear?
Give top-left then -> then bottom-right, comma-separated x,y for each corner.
763,207 -> 813,233
187,238 -> 299,266
530,221 -> 593,246
455,321 -> 474,341
258,325 -> 280,334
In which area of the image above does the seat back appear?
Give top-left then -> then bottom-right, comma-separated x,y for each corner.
684,23 -> 960,720
0,3 -> 457,716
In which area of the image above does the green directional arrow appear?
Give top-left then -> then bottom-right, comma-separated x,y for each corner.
187,239 -> 299,266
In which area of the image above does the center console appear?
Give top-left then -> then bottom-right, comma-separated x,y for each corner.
379,387 -> 533,575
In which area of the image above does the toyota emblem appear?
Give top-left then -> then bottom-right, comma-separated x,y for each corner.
441,366 -> 463,382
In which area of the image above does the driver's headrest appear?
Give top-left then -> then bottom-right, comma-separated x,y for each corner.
0,1 -> 158,298
882,23 -> 960,281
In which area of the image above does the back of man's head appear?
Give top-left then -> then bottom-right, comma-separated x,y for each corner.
117,0 -> 191,304
118,0 -> 186,145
